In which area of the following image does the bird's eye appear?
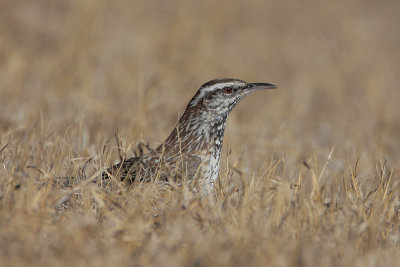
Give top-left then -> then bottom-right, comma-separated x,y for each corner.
224,87 -> 233,94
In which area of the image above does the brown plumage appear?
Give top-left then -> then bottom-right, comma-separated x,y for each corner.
103,78 -> 277,185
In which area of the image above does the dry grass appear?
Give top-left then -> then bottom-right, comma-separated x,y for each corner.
1,0 -> 400,266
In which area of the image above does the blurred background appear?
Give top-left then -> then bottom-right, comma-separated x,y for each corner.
0,0 -> 399,175
1,1 -> 400,266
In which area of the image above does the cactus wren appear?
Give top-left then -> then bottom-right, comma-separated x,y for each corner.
103,78 -> 277,185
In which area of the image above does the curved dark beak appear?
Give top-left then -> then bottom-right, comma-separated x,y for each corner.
247,83 -> 277,90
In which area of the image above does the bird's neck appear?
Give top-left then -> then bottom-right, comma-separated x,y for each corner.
161,108 -> 228,158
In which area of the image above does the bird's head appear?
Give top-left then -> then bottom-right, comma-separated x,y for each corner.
188,78 -> 277,117
164,78 -> 277,153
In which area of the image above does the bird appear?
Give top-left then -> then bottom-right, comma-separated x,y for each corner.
103,78 -> 277,187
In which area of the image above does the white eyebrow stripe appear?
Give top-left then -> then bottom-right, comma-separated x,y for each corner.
204,82 -> 238,92
190,82 -> 241,106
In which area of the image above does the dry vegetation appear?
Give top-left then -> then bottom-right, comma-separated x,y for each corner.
1,0 -> 400,266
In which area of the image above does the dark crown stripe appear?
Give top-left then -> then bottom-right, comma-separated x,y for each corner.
201,78 -> 245,88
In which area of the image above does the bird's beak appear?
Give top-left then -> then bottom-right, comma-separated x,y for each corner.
247,83 -> 277,91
